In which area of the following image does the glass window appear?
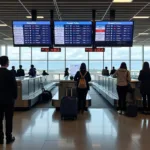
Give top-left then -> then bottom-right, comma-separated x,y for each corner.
32,47 -> 47,60
112,47 -> 129,60
89,61 -> 103,73
1,45 -> 6,55
32,61 -> 47,74
131,61 -> 143,71
66,48 -> 88,60
104,61 -> 111,71
131,46 -> 142,60
48,61 -> 65,72
89,51 -> 103,60
104,48 -> 111,60
112,61 -> 129,70
48,47 -> 65,60
21,47 -> 31,60
7,46 -> 19,60
8,61 -> 19,70
21,61 -> 31,74
144,46 -> 150,61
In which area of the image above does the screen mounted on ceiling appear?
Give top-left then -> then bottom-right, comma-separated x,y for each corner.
12,21 -> 51,46
54,21 -> 92,46
95,21 -> 134,47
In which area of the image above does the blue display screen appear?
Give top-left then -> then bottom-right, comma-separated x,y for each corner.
54,21 -> 92,46
13,21 -> 51,46
95,21 -> 134,46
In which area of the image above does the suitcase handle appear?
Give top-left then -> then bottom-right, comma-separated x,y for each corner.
66,87 -> 73,97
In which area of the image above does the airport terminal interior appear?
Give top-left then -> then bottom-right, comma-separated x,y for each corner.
1,0 -> 150,149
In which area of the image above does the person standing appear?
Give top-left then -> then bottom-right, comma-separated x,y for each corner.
113,62 -> 131,115
0,56 -> 17,144
74,63 -> 91,114
138,62 -> 150,114
102,67 -> 109,76
29,65 -> 36,77
10,66 -> 17,77
110,67 -> 116,75
64,68 -> 69,77
17,65 -> 25,77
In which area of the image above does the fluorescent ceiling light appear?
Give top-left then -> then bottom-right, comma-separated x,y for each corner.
26,16 -> 44,19
0,24 -> 7,27
139,33 -> 149,35
133,16 -> 149,19
3,38 -> 12,40
113,0 -> 133,3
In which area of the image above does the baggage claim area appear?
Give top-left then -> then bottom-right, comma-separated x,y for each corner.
0,0 -> 150,150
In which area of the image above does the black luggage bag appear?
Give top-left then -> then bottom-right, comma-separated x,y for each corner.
126,89 -> 138,117
60,88 -> 78,120
41,89 -> 52,102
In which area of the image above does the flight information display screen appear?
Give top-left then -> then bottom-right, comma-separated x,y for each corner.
13,21 -> 51,46
95,21 -> 134,46
54,21 -> 92,46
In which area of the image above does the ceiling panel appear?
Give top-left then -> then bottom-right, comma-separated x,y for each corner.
0,0 -> 150,45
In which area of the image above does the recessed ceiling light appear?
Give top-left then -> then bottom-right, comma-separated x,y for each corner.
26,16 -> 44,19
133,16 -> 149,19
3,38 -> 12,40
0,24 -> 7,27
113,0 -> 133,3
139,33 -> 149,35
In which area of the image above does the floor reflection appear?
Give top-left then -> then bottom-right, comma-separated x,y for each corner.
0,108 -> 150,150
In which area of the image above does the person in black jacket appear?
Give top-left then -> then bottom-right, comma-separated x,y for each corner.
64,68 -> 69,77
17,65 -> 25,77
29,65 -> 36,77
138,62 -> 150,114
74,63 -> 91,114
42,70 -> 49,76
0,56 -> 17,144
10,66 -> 17,77
110,67 -> 116,75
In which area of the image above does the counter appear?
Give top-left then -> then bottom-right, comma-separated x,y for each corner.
92,75 -> 142,107
15,75 -> 56,110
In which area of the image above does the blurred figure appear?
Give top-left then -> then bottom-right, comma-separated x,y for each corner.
110,67 -> 116,75
0,56 -> 17,144
102,67 -> 109,76
113,62 -> 131,115
17,65 -> 25,77
138,62 -> 150,114
29,65 -> 36,77
42,70 -> 49,76
10,66 -> 17,77
64,68 -> 69,77
74,63 -> 91,114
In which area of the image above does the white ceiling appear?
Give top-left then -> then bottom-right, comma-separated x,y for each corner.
0,0 -> 150,45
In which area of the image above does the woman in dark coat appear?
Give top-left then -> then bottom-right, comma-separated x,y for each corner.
138,62 -> 150,114
74,63 -> 91,114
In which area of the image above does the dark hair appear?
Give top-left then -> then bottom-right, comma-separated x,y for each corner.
0,56 -> 9,66
105,67 -> 108,69
113,66 -> 115,69
142,62 -> 150,71
120,62 -> 127,70
12,66 -> 15,69
31,65 -> 34,68
19,65 -> 22,68
80,63 -> 86,71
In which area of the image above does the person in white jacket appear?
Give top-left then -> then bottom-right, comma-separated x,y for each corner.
113,62 -> 131,115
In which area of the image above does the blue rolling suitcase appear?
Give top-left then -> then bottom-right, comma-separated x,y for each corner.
60,88 -> 78,120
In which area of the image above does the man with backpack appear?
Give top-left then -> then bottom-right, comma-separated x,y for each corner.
74,63 -> 91,114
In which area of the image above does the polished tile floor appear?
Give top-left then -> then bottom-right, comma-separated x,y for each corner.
0,108 -> 150,150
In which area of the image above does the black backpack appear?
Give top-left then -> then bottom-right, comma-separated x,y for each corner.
41,89 -> 52,102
